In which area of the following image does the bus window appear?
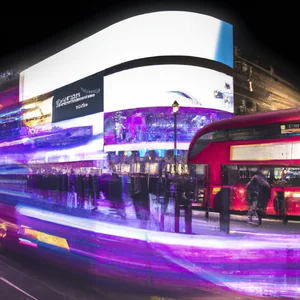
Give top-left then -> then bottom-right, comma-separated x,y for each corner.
188,132 -> 213,160
283,168 -> 300,186
269,167 -> 300,186
221,165 -> 300,187
189,164 -> 208,206
208,123 -> 293,143
221,165 -> 273,186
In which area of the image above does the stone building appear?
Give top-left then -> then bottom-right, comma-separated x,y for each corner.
233,49 -> 300,115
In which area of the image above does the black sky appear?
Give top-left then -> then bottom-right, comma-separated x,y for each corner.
1,1 -> 299,85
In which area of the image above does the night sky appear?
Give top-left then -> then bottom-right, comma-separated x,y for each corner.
0,1 -> 299,85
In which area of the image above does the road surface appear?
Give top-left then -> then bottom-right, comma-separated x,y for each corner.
0,246 -> 270,300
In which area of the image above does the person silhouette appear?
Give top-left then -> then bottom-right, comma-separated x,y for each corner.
245,167 -> 271,225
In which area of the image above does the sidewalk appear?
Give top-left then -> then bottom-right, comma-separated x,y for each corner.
1,186 -> 299,237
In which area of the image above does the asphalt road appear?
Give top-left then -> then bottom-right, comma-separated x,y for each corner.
1,193 -> 298,300
0,247 -> 113,300
0,246 -> 271,300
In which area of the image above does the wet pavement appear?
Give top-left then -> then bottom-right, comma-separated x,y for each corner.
1,187 -> 300,299
0,248 -> 264,300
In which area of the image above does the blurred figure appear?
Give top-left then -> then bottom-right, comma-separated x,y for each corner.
245,167 -> 271,225
99,173 -> 126,219
130,174 -> 150,227
67,169 -> 77,208
91,171 -> 100,211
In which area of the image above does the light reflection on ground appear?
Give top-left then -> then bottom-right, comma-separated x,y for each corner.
0,186 -> 300,299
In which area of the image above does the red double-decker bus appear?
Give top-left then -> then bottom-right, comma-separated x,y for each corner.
187,107 -> 300,220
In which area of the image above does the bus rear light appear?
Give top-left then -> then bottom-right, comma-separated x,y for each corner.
238,188 -> 245,195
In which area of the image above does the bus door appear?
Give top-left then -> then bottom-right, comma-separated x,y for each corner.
268,186 -> 284,216
189,164 -> 209,209
269,167 -> 300,218
268,186 -> 300,219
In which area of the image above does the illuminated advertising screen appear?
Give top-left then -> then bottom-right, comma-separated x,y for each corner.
0,93 -> 103,163
0,101 -> 22,143
20,11 -> 233,101
52,72 -> 104,122
26,131 -> 104,164
104,65 -> 234,113
0,72 -> 105,165
104,106 -> 232,151
0,111 -> 104,165
103,64 -> 233,151
21,95 -> 53,128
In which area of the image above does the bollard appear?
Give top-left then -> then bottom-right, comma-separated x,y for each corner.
218,187 -> 230,234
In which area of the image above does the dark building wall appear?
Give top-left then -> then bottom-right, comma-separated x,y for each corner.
233,52 -> 300,115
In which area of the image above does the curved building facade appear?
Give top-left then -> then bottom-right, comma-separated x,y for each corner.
2,11 -> 234,174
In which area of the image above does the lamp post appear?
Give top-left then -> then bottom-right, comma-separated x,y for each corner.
172,100 -> 180,233
172,100 -> 179,174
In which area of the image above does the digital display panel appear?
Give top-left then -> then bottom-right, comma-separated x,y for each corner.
0,102 -> 23,143
104,65 -> 234,113
21,96 -> 53,128
0,112 -> 104,165
20,11 -> 233,101
52,72 -> 104,122
102,64 -> 233,151
27,135 -> 104,164
104,106 -> 232,151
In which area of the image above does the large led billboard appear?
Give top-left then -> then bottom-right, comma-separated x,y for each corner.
20,11 -> 233,101
26,112 -> 104,164
0,112 -> 104,165
52,72 -> 104,122
104,107 -> 232,151
21,96 -> 53,128
1,62 -> 234,161
104,65 -> 234,112
103,64 -> 233,151
0,82 -> 104,165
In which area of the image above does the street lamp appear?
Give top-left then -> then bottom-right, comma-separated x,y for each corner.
172,100 -> 180,174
